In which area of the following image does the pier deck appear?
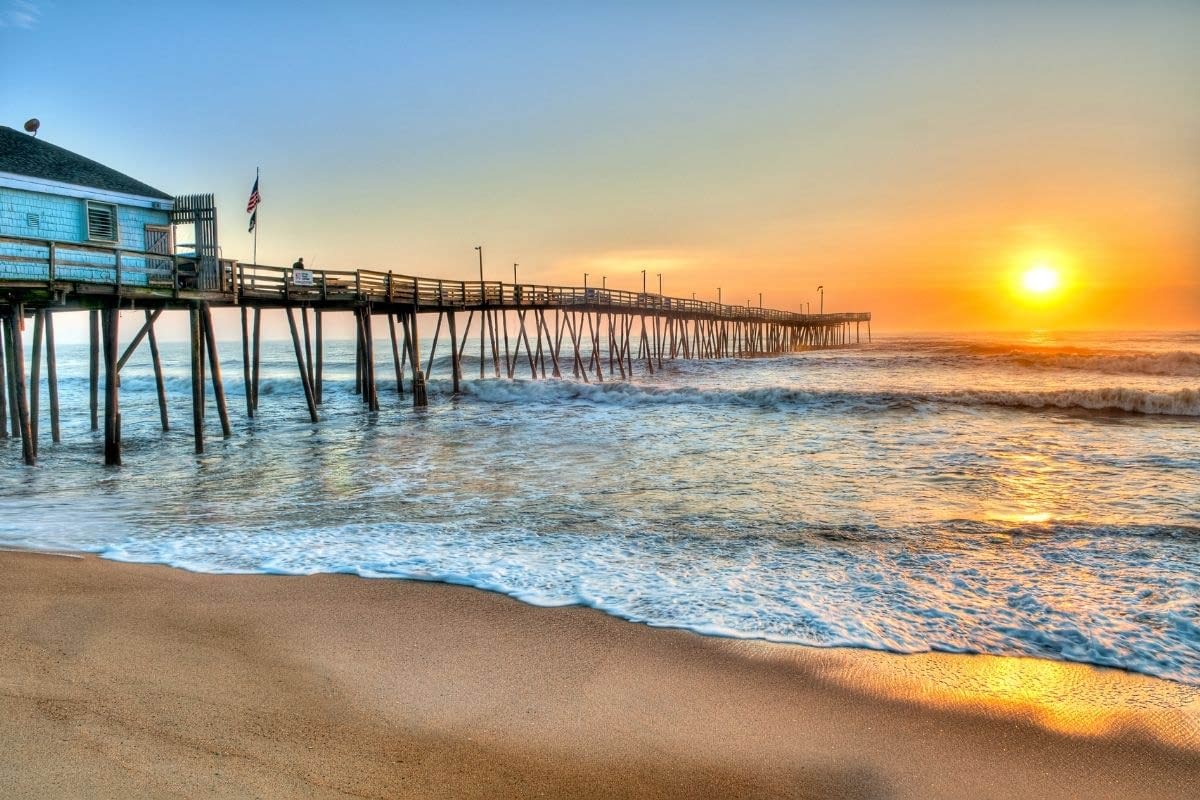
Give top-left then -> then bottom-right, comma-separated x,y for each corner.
0,233 -> 871,466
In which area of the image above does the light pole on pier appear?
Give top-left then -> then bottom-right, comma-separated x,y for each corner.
759,292 -> 762,309
717,287 -> 722,305
513,262 -> 518,284
584,273 -> 588,289
602,276 -> 606,289
657,273 -> 662,295
817,285 -> 824,315
641,269 -> 646,294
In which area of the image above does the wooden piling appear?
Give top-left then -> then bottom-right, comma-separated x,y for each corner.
501,310 -> 513,379
388,313 -> 405,395
145,309 -> 168,432
354,314 -> 363,395
314,310 -> 324,405
89,308 -> 99,431
479,301 -> 487,380
301,307 -> 315,394
456,310 -> 474,389
101,307 -> 119,466
405,311 -> 427,407
585,312 -> 603,382
285,307 -> 319,422
251,308 -> 262,411
489,310 -> 502,378
201,304 -> 233,438
425,311 -> 443,381
361,309 -> 379,411
447,310 -> 461,393
190,305 -> 204,453
0,321 -> 7,439
536,310 -> 561,378
241,306 -> 254,419
3,316 -> 16,440
517,310 -> 537,379
5,309 -> 34,464
30,310 -> 42,455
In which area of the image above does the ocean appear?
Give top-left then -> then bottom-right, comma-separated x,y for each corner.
1,328 -> 1197,684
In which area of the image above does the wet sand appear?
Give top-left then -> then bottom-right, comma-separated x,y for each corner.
1,550 -> 1197,799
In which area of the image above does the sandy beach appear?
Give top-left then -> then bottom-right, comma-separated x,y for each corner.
0,550 -> 1197,799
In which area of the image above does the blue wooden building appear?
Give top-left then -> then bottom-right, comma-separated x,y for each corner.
0,125 -> 176,286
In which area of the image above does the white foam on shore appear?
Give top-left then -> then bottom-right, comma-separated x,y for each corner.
86,521 -> 1200,687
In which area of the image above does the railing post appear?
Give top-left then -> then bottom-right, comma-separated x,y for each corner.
355,271 -> 362,299
114,249 -> 122,292
388,270 -> 394,302
238,261 -> 245,301
438,279 -> 444,306
47,240 -> 56,286
172,254 -> 180,299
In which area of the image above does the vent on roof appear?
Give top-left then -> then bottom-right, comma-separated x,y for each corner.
26,213 -> 39,229
86,201 -> 117,242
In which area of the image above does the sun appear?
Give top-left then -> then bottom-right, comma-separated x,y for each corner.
1022,263 -> 1060,295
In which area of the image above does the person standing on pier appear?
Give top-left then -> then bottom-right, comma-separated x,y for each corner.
293,257 -> 305,270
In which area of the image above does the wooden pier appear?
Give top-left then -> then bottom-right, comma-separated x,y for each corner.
0,233 -> 871,466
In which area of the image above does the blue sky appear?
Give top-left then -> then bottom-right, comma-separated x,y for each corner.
3,1 -> 1198,335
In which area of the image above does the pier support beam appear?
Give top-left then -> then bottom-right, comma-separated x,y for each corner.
241,307 -> 253,419
4,307 -> 33,465
301,307 -> 315,397
0,320 -> 7,439
359,308 -> 379,412
405,311 -> 427,407
286,307 -> 320,423
447,310 -> 461,393
388,313 -> 404,396
45,311 -> 60,442
30,310 -> 42,457
314,310 -> 324,405
190,305 -> 204,453
251,308 -> 262,411
202,304 -> 233,438
102,306 -> 120,466
145,309 -> 168,432
89,309 -> 99,431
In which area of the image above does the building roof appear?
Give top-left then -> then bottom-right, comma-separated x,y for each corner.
0,125 -> 172,201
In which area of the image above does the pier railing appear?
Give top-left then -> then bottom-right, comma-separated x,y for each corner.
237,262 -> 869,325
0,234 -> 868,325
0,234 -> 238,294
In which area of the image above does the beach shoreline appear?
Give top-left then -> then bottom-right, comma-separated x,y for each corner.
1,550 -> 1197,799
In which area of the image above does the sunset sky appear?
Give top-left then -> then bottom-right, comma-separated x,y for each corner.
2,1 -> 1197,335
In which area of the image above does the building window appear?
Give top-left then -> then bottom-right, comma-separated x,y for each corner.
26,213 -> 39,229
86,201 -> 118,242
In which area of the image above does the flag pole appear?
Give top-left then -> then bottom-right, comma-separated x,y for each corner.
252,166 -> 259,266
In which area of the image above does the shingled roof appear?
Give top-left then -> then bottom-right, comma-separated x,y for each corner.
0,126 -> 172,201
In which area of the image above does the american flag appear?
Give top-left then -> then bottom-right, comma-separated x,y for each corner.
246,176 -> 261,214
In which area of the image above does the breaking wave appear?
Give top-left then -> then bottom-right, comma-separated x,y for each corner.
460,379 -> 1200,417
901,341 -> 1200,377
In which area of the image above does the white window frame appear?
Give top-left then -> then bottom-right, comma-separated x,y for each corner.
86,200 -> 119,243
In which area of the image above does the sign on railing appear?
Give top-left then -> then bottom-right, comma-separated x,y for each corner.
293,269 -> 314,287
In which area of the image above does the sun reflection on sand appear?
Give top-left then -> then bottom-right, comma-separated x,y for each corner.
736,643 -> 1200,750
